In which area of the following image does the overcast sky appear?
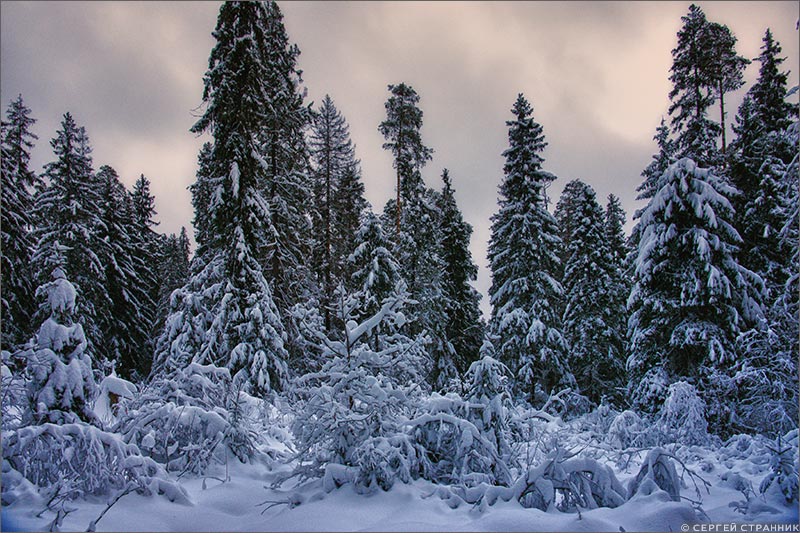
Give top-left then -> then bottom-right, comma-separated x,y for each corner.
2,1 -> 798,317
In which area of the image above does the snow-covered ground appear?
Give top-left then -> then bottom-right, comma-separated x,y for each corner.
4,421 -> 797,532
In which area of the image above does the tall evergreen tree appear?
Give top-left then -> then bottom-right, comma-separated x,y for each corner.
309,95 -> 365,332
637,119 -> 676,204
487,94 -> 573,405
604,194 -> 628,268
557,181 -> 625,406
436,169 -> 484,384
129,173 -> 161,362
668,5 -> 722,167
168,0 -> 293,395
378,83 -> 444,389
627,158 -> 763,431
729,30 -> 797,312
19,241 -> 100,426
95,165 -> 154,379
32,113 -> 111,371
189,141 -> 215,255
378,83 -> 434,235
749,29 -> 797,134
253,0 -> 313,334
705,22 -> 749,155
727,30 -> 799,436
1,95 -> 38,347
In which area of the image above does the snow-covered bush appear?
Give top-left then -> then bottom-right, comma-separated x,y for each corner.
759,435 -> 799,504
464,355 -> 514,460
517,448 -> 627,512
117,362 -> 256,475
606,410 -> 651,449
626,447 -> 682,501
408,392 -> 511,487
289,288 -> 430,489
2,423 -> 188,504
658,381 -> 709,446
94,373 -> 137,426
424,447 -> 627,513
352,434 -> 427,494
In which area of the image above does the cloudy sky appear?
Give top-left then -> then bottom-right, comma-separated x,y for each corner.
2,1 -> 798,317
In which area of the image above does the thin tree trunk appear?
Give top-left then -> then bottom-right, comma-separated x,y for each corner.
719,80 -> 727,156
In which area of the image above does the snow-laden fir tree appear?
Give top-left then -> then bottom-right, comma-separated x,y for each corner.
1,95 -> 39,348
436,169 -> 484,381
130,173 -> 161,346
189,141 -> 215,254
668,5 -> 726,167
378,82 -> 434,235
250,1 -> 314,359
628,119 -> 677,260
556,180 -> 626,406
703,21 -> 748,156
732,72 -> 799,436
289,285 -> 430,491
748,29 -> 797,135
95,165 -> 154,380
19,241 -> 100,426
378,83 -> 448,389
154,227 -> 191,336
605,194 -> 629,272
309,95 -> 367,332
32,113 -> 112,371
347,212 -> 402,327
488,93 -> 573,406
627,158 -> 763,432
729,30 -> 798,303
161,0 -> 292,395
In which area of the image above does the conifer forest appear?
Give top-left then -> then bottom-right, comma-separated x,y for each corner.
1,2 -> 798,531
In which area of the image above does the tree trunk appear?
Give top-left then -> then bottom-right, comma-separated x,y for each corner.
719,80 -> 727,156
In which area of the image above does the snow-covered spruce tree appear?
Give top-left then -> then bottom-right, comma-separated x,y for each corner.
184,0 -> 290,396
1,95 -> 39,348
668,5 -> 725,168
289,286 -> 430,492
730,30 -> 797,303
628,119 -> 677,259
3,243 -> 189,505
436,169 -> 484,381
19,242 -> 100,426
32,113 -> 112,372
96,166 -> 154,380
733,100 -> 799,436
346,211 -> 403,331
250,1 -> 314,372
725,31 -> 798,436
309,95 -> 366,333
487,93 -> 573,406
627,158 -> 763,433
154,228 -> 191,336
556,180 -> 626,406
749,29 -> 797,136
604,194 -> 629,271
129,173 -> 161,352
462,353 -> 514,467
378,83 -> 449,389
703,21 -> 748,156
378,82 -> 434,236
